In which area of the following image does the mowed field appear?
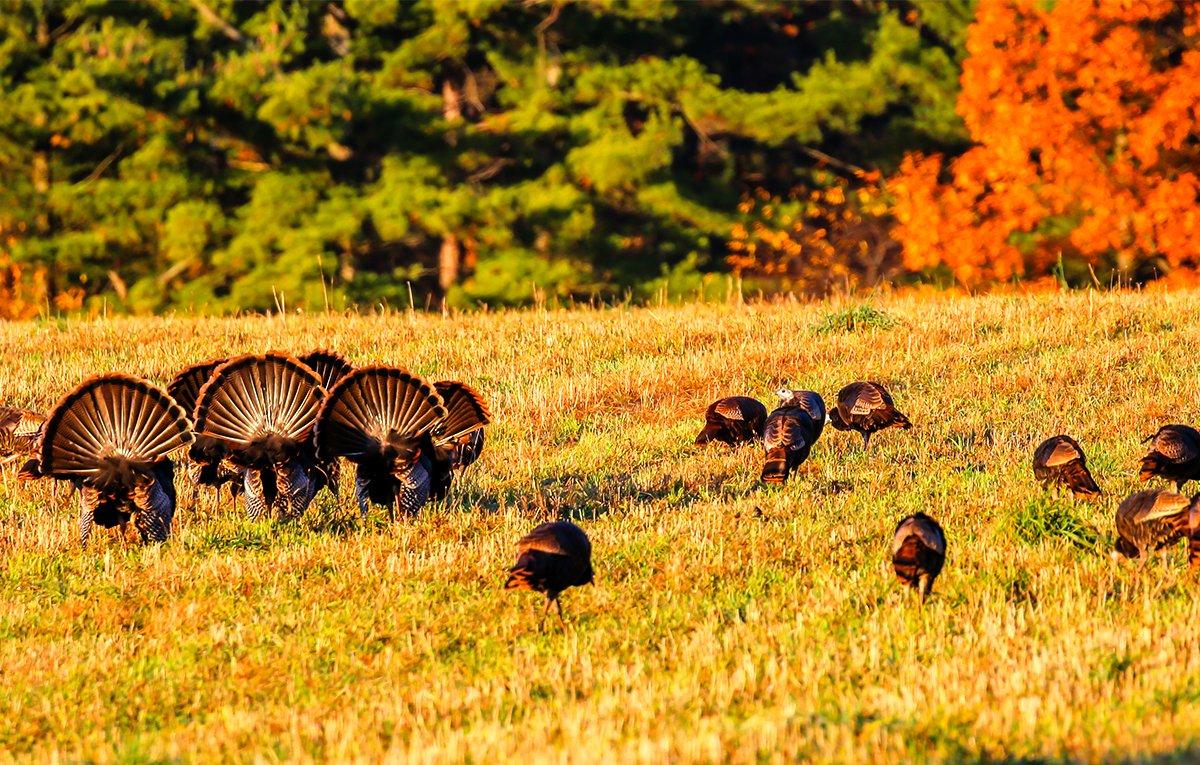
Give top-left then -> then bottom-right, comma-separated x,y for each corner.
3,291 -> 1200,763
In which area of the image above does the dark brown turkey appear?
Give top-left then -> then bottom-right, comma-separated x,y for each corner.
297,350 -> 355,499
432,381 -> 491,492
1032,435 -> 1101,498
892,512 -> 946,604
193,353 -> 328,521
315,366 -> 450,520
760,392 -> 824,484
38,375 -> 192,546
1113,489 -> 1200,561
695,396 -> 767,446
0,405 -> 46,479
829,381 -> 911,450
168,357 -> 241,503
505,520 -> 594,627
1139,425 -> 1200,491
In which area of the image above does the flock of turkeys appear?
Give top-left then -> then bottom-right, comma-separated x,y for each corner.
0,351 -> 586,624
698,382 -> 1200,605
3,361 -> 1199,623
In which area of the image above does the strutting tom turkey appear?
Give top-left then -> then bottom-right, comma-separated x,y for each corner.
193,353 -> 328,521
315,366 -> 450,520
38,374 -> 192,546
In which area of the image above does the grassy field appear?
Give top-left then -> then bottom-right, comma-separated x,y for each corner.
3,291 -> 1200,763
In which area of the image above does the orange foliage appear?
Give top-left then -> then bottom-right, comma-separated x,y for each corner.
889,0 -> 1200,286
727,174 -> 899,293
0,254 -> 49,320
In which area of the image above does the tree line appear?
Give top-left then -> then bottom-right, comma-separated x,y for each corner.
1,1 -> 1194,317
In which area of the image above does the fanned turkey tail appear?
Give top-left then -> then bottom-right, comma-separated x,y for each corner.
193,353 -> 326,520
40,374 -> 192,545
316,366 -> 447,520
431,381 -> 491,496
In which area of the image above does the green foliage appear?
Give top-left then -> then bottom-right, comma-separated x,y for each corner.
813,304 -> 899,333
1010,497 -> 1102,552
0,0 -> 973,314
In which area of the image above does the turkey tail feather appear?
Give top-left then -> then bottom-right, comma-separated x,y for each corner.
433,381 -> 490,446
193,353 -> 325,467
298,349 -> 354,391
167,357 -> 227,422
316,366 -> 447,462
39,374 -> 192,484
892,411 -> 913,429
761,448 -> 789,484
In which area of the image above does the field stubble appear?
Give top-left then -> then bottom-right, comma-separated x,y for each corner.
2,292 -> 1200,762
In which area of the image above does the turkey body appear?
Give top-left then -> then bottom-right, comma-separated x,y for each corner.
505,520 -> 594,625
892,513 -> 946,603
695,397 -> 767,446
1032,435 -> 1101,497
1139,425 -> 1200,491
1113,489 -> 1198,560
829,381 -> 911,449
760,405 -> 819,484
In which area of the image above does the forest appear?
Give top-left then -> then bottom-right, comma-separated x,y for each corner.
0,0 -> 1196,316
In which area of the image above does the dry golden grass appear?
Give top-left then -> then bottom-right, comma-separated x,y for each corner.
2,291 -> 1200,763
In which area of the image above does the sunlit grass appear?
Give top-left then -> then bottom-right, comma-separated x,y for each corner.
2,291 -> 1200,761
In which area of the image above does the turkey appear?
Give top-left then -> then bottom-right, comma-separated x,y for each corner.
1032,435 -> 1101,498
829,381 -> 912,449
504,520 -> 594,627
1113,489 -> 1199,561
315,366 -> 449,521
774,389 -> 827,442
760,402 -> 820,484
193,353 -> 328,521
1139,425 -> 1200,491
892,512 -> 946,604
37,374 -> 192,546
432,380 -> 491,488
0,405 -> 46,479
695,396 -> 767,446
298,349 -> 354,391
297,350 -> 355,498
168,358 -> 241,503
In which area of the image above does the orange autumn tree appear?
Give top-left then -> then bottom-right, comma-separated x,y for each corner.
890,0 -> 1200,287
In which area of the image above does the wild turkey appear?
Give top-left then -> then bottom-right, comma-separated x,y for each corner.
829,381 -> 912,449
432,380 -> 491,482
193,353 -> 328,521
1032,435 -> 1102,498
315,366 -> 449,520
1,406 -> 46,479
1113,489 -> 1198,560
760,403 -> 819,484
695,396 -> 767,446
37,374 -> 192,546
296,350 -> 354,498
298,349 -> 354,391
168,358 -> 241,502
1139,425 -> 1200,491
504,520 -> 594,627
892,512 -> 946,604
773,389 -> 827,442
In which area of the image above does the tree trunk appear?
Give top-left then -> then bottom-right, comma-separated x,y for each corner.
439,234 -> 460,293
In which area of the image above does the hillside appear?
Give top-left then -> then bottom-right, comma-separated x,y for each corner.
2,291 -> 1200,762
